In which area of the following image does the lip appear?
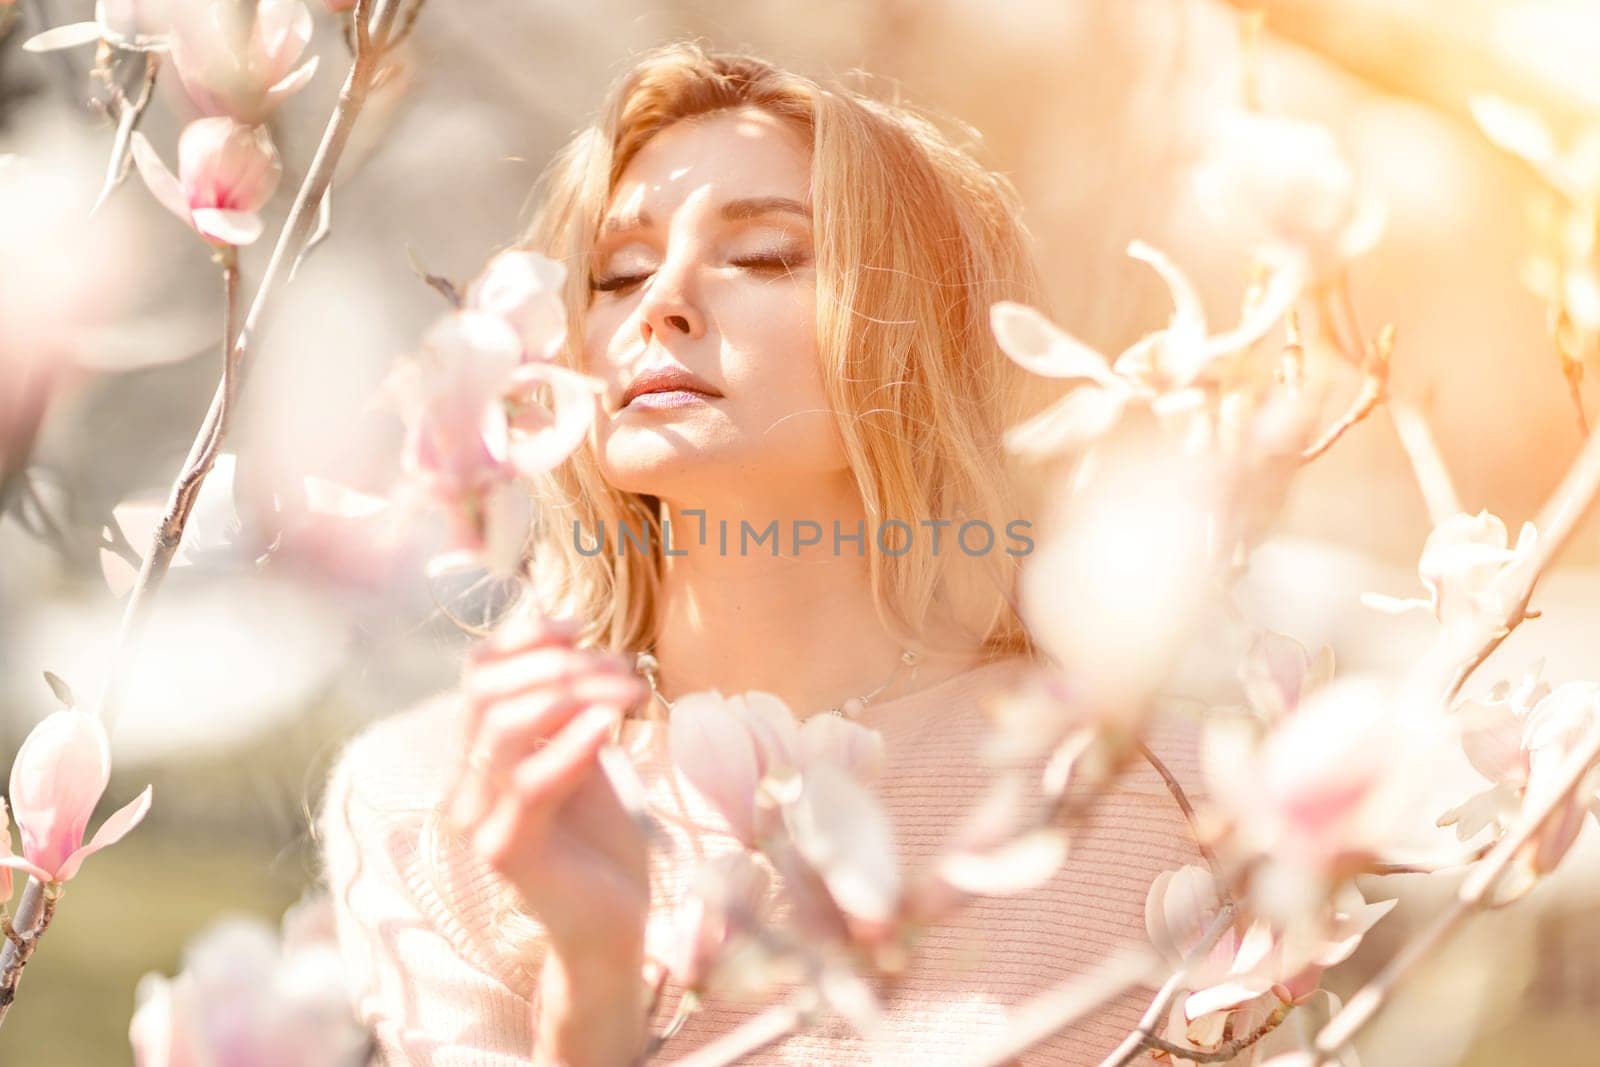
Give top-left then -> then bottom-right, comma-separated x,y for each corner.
618,364 -> 724,411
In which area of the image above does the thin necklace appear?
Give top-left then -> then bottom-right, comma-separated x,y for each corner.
633,647 -> 922,719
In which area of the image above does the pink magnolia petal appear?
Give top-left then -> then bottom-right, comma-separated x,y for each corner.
0,855 -> 57,885
503,363 -> 604,476
129,133 -> 195,226
668,693 -> 761,844
10,709 -> 113,877
56,785 -> 153,882
23,22 -> 107,51
783,763 -> 900,923
798,713 -> 884,782
265,56 -> 319,102
1241,630 -> 1312,720
1459,701 -> 1527,784
191,208 -> 262,246
735,691 -> 803,776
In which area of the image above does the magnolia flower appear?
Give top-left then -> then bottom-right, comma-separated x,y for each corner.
466,250 -> 569,362
168,0 -> 318,123
383,309 -> 601,575
1440,670 -> 1600,898
991,241 -> 1301,457
131,117 -> 283,246
24,0 -> 171,52
1238,630 -> 1335,725
783,763 -> 901,925
1146,865 -> 1391,1057
1202,676 -> 1444,911
668,689 -> 885,845
1192,111 -> 1386,281
648,851 -> 773,993
1361,510 -> 1539,628
2,708 -> 153,885
130,909 -> 368,1067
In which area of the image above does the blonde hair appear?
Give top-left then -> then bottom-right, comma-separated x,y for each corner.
515,39 -> 1054,663
425,38 -> 1059,967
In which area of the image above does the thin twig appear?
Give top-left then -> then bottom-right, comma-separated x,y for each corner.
1145,1000 -> 1293,1063
92,50 -> 160,215
1301,323 -> 1393,463
0,0 -> 410,1023
1136,740 -> 1227,892
0,883 -> 58,1024
1386,395 -> 1461,525
1308,719 -> 1600,1063
95,0 -> 405,735
1098,906 -> 1237,1067
1364,842 -> 1493,877
661,992 -> 818,1067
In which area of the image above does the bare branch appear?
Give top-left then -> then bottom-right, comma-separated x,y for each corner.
1308,719 -> 1600,1063
1386,396 -> 1461,525
1097,907 -> 1236,1067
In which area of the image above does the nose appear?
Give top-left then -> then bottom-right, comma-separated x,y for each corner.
636,256 -> 705,344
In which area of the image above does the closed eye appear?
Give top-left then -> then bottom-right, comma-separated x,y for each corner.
588,250 -> 810,295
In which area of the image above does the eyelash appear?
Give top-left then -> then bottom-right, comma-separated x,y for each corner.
588,251 -> 807,293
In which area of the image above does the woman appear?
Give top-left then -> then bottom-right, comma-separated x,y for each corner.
318,40 -> 1205,1065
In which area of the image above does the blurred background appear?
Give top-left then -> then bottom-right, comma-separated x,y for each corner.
3,0 -> 1600,1063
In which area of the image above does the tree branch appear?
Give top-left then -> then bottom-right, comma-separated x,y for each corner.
1308,719 -> 1600,1063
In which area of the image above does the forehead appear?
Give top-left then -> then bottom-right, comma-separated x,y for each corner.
605,107 -> 811,222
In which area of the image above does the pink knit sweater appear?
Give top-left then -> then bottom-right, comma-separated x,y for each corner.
316,655 -> 1207,1065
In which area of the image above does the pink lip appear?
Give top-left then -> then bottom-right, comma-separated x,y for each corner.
618,363 -> 724,410
623,389 -> 717,411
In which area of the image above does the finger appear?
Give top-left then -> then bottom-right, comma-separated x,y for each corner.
467,706 -> 617,870
510,704 -> 620,805
470,674 -> 646,779
464,646 -> 637,713
469,611 -> 583,667
452,646 -> 616,797
449,675 -> 644,829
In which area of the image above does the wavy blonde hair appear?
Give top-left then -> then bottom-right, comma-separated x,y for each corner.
424,38 -> 1060,967
516,38 -> 1057,663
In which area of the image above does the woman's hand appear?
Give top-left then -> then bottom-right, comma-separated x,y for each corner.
443,612 -> 653,1065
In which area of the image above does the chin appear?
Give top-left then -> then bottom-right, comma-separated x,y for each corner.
597,437 -> 733,496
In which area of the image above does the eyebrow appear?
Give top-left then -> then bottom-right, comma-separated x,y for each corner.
599,196 -> 812,236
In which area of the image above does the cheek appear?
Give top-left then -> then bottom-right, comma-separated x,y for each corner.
580,303 -> 629,376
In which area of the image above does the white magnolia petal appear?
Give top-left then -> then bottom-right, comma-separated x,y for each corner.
191,208 -> 263,246
784,764 -> 900,922
937,829 -> 1068,896
1358,592 -> 1432,616
129,132 -> 193,225
1183,977 -> 1273,1021
266,56 -> 319,102
989,301 -> 1119,386
1127,240 -> 1208,371
1003,387 -> 1128,456
23,22 -> 107,51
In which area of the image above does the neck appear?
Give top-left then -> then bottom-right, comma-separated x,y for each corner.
644,483 -> 985,718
